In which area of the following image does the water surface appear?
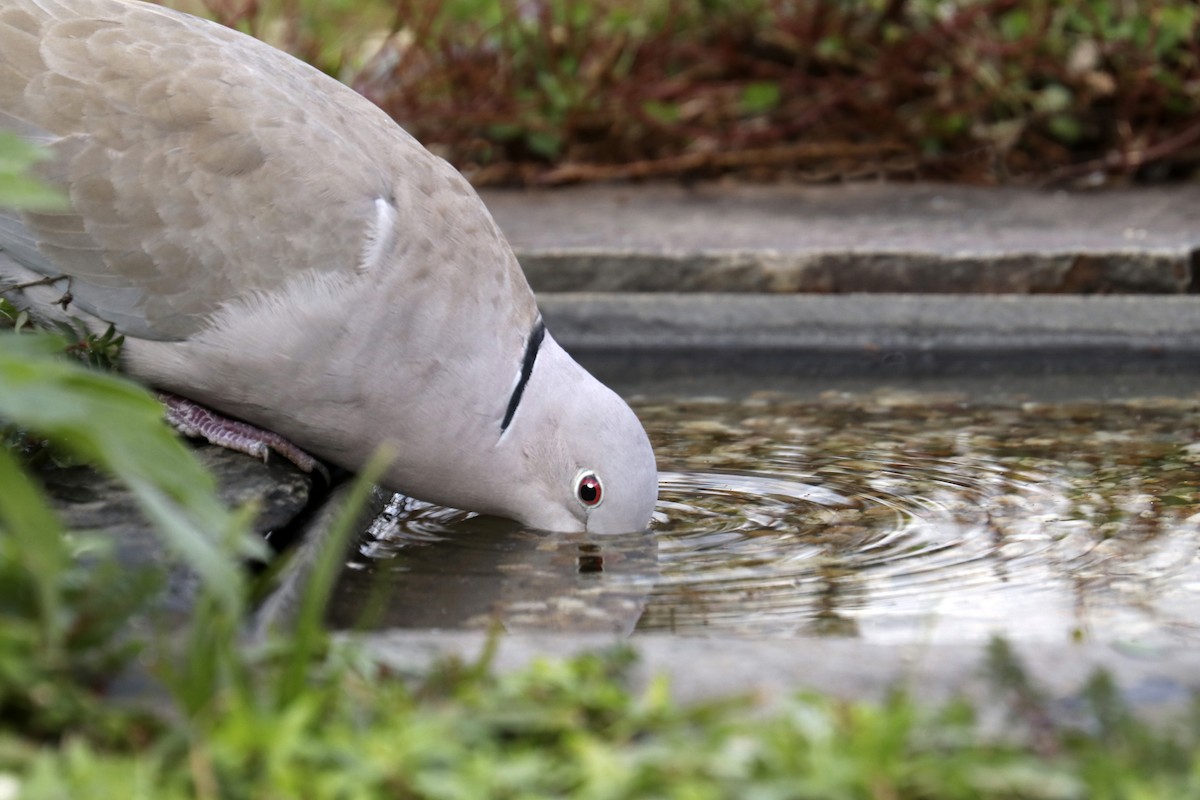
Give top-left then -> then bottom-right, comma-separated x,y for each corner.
329,379 -> 1200,646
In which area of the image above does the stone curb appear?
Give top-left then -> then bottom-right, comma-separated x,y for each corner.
482,183 -> 1200,295
352,630 -> 1200,727
521,250 -> 1194,294
539,293 -> 1200,350
537,293 -> 1200,380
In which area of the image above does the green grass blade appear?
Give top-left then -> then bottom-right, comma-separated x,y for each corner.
0,332 -> 261,612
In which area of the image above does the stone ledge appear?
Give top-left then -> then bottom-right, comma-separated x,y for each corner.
352,629 -> 1200,727
481,183 -> 1200,294
521,250 -> 1194,294
539,293 -> 1200,351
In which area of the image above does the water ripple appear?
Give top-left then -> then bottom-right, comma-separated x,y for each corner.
636,392 -> 1200,644
328,390 -> 1200,646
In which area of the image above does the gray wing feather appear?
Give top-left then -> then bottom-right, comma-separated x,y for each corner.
0,0 -> 426,340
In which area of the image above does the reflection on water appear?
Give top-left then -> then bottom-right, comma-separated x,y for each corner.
327,388 -> 1200,646
327,495 -> 658,635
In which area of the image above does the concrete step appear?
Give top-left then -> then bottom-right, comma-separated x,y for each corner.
482,183 -> 1200,294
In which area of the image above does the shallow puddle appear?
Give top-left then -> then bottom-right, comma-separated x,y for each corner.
328,380 -> 1200,646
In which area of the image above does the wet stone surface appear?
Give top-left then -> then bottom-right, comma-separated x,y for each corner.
39,445 -> 315,618
331,386 -> 1200,647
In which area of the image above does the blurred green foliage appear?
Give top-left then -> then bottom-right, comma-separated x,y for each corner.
174,0 -> 1200,185
0,133 -> 64,210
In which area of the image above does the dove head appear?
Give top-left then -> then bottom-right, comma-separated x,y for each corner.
484,329 -> 659,534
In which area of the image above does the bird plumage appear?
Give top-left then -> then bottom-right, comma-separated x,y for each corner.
0,0 -> 658,533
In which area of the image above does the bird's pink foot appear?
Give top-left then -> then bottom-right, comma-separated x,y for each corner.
158,392 -> 327,479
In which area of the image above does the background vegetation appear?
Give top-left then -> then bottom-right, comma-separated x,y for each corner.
168,0 -> 1200,186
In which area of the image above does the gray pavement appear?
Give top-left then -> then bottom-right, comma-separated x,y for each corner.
355,630 -> 1200,732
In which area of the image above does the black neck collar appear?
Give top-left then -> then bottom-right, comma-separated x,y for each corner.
501,317 -> 545,431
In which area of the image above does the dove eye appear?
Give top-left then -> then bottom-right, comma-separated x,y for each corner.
575,470 -> 603,508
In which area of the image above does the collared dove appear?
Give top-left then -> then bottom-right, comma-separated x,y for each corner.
0,0 -> 658,533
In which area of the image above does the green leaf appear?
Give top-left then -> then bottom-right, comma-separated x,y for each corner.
0,446 -> 69,639
1000,9 -> 1031,40
1156,5 -> 1198,55
276,449 -> 390,706
525,129 -> 564,159
642,100 -> 680,124
814,35 -> 844,59
1048,114 -> 1082,143
0,332 -> 260,613
487,123 -> 524,142
1035,84 -> 1073,114
741,81 -> 781,115
0,132 -> 66,211
0,174 -> 66,210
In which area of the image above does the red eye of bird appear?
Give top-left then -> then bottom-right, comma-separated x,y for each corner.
576,471 -> 603,507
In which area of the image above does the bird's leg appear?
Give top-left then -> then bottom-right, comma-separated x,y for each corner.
158,392 -> 329,480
